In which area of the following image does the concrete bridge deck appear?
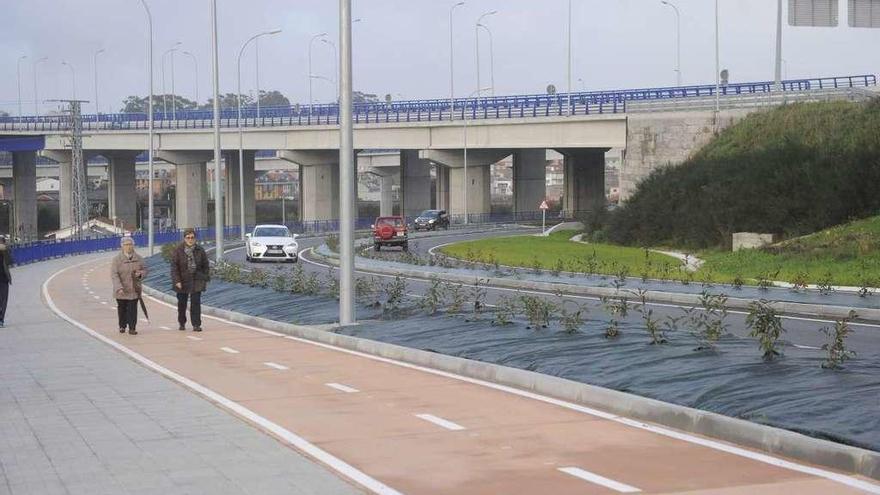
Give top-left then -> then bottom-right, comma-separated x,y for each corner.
10,252 -> 877,494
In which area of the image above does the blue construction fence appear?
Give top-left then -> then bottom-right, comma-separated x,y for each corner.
9,210 -> 587,266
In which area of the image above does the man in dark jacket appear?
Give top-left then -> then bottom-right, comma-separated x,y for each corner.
0,237 -> 12,327
171,228 -> 210,331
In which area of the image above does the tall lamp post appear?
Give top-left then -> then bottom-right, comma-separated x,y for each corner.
33,57 -> 48,116
714,0 -> 720,115
61,61 -> 76,100
182,50 -> 199,105
210,0 -> 223,261
339,0 -> 355,325
93,48 -> 105,115
477,23 -> 495,96
567,0 -> 572,115
449,1 -> 465,121
308,32 -> 327,108
237,28 -> 282,239
774,0 -> 783,88
16,55 -> 27,118
321,38 -> 339,101
660,0 -> 682,87
136,0 -> 154,254
475,10 -> 497,99
162,42 -> 181,117
461,87 -> 490,225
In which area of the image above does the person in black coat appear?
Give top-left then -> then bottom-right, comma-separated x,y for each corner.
0,237 -> 12,327
170,228 -> 210,331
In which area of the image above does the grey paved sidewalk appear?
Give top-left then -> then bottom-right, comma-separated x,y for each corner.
0,254 -> 362,495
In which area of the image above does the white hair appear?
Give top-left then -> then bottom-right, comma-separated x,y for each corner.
120,236 -> 134,246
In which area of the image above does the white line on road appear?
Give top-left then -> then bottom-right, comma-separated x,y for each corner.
415,413 -> 465,431
160,326 -> 171,330
558,467 -> 641,493
100,302 -> 107,305
264,362 -> 289,371
92,295 -> 100,299
220,347 -> 240,354
326,382 -> 359,393
187,336 -> 202,341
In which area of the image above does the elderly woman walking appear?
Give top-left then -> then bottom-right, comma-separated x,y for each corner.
171,228 -> 210,332
111,236 -> 147,335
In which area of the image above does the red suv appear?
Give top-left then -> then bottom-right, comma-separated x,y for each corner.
372,216 -> 408,251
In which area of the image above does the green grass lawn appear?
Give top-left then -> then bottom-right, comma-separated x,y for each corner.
699,216 -> 880,287
439,217 -> 880,288
439,230 -> 682,277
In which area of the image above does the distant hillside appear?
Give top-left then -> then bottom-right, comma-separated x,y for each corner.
607,99 -> 880,249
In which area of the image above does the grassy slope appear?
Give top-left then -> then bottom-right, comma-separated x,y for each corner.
700,215 -> 880,287
439,230 -> 680,275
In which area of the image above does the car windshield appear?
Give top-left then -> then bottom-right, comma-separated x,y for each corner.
253,227 -> 291,237
419,210 -> 438,218
376,218 -> 403,227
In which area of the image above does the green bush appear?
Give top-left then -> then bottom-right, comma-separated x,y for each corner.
607,100 -> 880,249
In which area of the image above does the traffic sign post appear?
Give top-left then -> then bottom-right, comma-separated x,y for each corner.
539,200 -> 549,235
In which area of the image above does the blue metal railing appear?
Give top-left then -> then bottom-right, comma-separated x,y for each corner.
2,74 -> 873,132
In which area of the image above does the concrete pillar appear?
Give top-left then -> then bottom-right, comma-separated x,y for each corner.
448,165 -> 491,217
559,148 -> 607,214
156,151 -> 213,230
11,151 -> 38,240
378,174 -> 393,217
40,150 -> 73,229
399,150 -> 432,219
224,151 -> 256,228
435,165 -> 450,211
106,152 -> 138,230
278,150 -> 340,222
512,149 -> 547,215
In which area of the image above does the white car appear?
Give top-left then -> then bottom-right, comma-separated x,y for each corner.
245,224 -> 298,262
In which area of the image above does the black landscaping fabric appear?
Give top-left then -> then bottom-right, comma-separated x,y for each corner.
143,255 -> 880,453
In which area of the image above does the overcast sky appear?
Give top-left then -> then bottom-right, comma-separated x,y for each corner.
1,0 -> 878,115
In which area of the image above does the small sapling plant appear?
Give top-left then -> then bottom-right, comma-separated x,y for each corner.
820,310 -> 857,370
746,299 -> 785,360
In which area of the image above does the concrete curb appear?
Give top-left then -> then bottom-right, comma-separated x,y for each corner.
140,282 -> 879,481
313,249 -> 880,323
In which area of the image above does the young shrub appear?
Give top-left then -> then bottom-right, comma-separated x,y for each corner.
302,272 -> 321,295
732,274 -> 745,290
746,299 -> 785,360
790,271 -> 809,292
601,296 -> 628,339
325,233 -> 339,252
757,269 -> 780,291
445,282 -> 466,314
632,289 -> 667,344
420,276 -> 446,315
551,258 -> 565,277
161,242 -> 177,263
355,276 -> 376,299
468,278 -> 488,320
325,267 -> 340,300
246,267 -> 270,288
693,291 -> 729,351
289,264 -> 306,293
559,300 -> 587,334
271,273 -> 289,292
816,271 -> 835,296
820,310 -> 858,370
520,295 -> 554,329
383,275 -> 407,312
492,295 -> 518,326
531,256 -> 544,275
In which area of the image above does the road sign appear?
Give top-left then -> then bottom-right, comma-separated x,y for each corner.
539,200 -> 549,210
789,0 -> 839,27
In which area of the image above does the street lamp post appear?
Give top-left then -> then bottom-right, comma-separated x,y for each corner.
93,48 -> 105,115
308,32 -> 327,108
61,61 -> 76,100
567,0 -> 572,115
210,0 -> 223,261
475,10 -> 497,99
182,51 -> 199,104
136,0 -> 155,254
32,57 -> 48,116
16,55 -> 27,118
321,38 -> 339,101
449,1 -> 465,121
162,42 -> 181,117
660,0 -> 682,87
714,0 -> 720,115
774,0 -> 783,87
339,0 -> 355,325
237,28 -> 282,239
477,23 -> 495,96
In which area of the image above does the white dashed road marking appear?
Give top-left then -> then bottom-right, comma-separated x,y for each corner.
415,413 -> 465,431
220,347 -> 240,354
160,326 -> 171,330
325,383 -> 359,393
558,467 -> 642,493
187,336 -> 202,341
264,362 -> 289,371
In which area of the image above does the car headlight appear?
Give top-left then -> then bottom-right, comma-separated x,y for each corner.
285,243 -> 297,249
251,241 -> 262,247
428,219 -> 436,223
